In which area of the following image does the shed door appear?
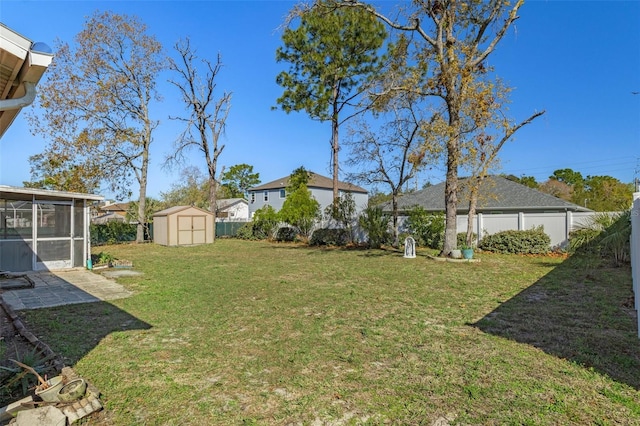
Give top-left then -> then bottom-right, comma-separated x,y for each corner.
177,215 -> 207,245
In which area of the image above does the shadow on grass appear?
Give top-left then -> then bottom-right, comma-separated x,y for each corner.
472,252 -> 640,389
20,302 -> 151,366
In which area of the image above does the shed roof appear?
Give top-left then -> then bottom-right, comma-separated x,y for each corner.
153,205 -> 213,217
250,172 -> 367,193
382,176 -> 591,213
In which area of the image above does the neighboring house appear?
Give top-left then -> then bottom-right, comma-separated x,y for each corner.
386,176 -> 592,214
247,172 -> 368,218
92,202 -> 131,224
382,175 -> 593,248
216,198 -> 249,221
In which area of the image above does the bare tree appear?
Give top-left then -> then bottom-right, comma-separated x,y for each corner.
462,110 -> 545,246
167,38 -> 232,241
339,0 -> 525,256
347,91 -> 437,247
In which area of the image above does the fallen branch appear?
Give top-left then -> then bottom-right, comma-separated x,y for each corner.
10,359 -> 48,388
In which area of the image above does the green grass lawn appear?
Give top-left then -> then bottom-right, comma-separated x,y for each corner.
21,239 -> 640,425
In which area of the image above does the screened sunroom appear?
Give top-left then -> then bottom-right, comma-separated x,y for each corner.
0,186 -> 103,272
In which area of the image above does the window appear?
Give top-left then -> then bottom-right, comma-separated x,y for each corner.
250,193 -> 255,203
263,191 -> 269,202
279,189 -> 286,199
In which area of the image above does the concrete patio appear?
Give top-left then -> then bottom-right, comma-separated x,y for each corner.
0,269 -> 135,311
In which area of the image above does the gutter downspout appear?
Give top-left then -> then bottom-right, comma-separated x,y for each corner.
0,81 -> 36,111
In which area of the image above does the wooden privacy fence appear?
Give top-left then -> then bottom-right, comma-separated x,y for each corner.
631,193 -> 640,337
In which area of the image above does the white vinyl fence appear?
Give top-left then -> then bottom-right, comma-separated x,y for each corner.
458,211 -> 601,248
631,193 -> 640,337
398,210 -> 603,249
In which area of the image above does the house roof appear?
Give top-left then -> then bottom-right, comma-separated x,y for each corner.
249,172 -> 367,194
153,205 -> 213,217
216,198 -> 247,210
92,212 -> 127,224
1,24 -> 54,139
382,176 -> 592,213
100,202 -> 130,212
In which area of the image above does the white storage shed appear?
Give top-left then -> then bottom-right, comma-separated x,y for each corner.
153,206 -> 214,246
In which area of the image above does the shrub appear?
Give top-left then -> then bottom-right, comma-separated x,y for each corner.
276,226 -> 297,242
279,185 -> 320,240
323,193 -> 357,243
457,232 -> 477,249
479,226 -> 550,254
91,251 -> 115,266
358,206 -> 390,249
252,206 -> 280,240
235,222 -> 258,240
309,228 -> 350,246
569,211 -> 630,265
405,207 -> 444,249
90,222 -> 137,245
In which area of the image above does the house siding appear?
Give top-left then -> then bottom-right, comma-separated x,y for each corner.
247,171 -> 368,222
217,199 -> 249,221
249,188 -> 287,215
248,187 -> 368,218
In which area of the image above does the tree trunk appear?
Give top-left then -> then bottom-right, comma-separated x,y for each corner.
392,190 -> 399,248
466,179 -> 480,247
332,117 -> 339,205
442,146 -> 458,256
209,169 -> 217,244
441,97 -> 460,256
136,145 -> 149,244
331,80 -> 340,205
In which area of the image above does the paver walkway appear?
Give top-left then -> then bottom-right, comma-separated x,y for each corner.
0,269 -> 134,311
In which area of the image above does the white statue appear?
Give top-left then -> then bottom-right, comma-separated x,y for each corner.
404,236 -> 416,259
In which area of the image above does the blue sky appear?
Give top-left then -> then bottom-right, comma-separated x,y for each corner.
1,0 -> 639,199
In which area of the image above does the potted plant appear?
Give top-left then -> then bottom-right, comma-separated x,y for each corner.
8,359 -> 64,402
461,244 -> 474,259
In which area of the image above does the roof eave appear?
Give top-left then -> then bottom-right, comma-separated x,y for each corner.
0,24 -> 54,138
0,185 -> 104,201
